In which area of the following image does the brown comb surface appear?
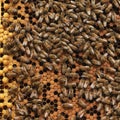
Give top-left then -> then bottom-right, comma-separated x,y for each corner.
0,0 -> 120,120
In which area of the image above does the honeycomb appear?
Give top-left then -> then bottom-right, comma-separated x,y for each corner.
0,0 -> 120,120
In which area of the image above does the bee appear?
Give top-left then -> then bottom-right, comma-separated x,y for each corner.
61,63 -> 67,74
16,107 -> 28,116
17,75 -> 26,83
30,90 -> 38,99
91,59 -> 101,66
43,62 -> 53,71
78,99 -> 87,108
81,72 -> 92,78
86,7 -> 91,15
82,32 -> 89,39
113,0 -> 119,8
37,83 -> 43,95
106,67 -> 116,73
58,75 -> 68,85
63,103 -> 73,109
108,56 -> 115,65
61,87 -> 68,97
78,89 -> 84,98
78,79 -> 85,89
101,116 -> 110,120
48,12 -> 55,20
44,110 -> 50,118
14,116 -> 24,120
65,72 -> 79,78
83,42 -> 90,51
80,65 -> 90,71
69,43 -> 78,51
54,13 -> 60,21
6,71 -> 17,79
25,47 -> 31,56
105,3 -> 112,13
104,74 -> 114,81
19,56 -> 30,64
68,88 -> 74,99
26,33 -> 33,42
107,48 -> 115,57
21,86 -> 30,93
14,22 -> 22,33
91,11 -> 97,20
117,95 -> 120,101
32,98 -> 42,104
97,103 -> 103,111
49,54 -> 57,59
83,59 -> 92,66
31,75 -> 41,81
43,40 -> 53,50
8,86 -> 18,94
59,93 -> 69,102
77,109 -> 86,118
111,97 -> 116,105
57,114 -> 65,120
90,81 -> 97,89
55,28 -> 63,34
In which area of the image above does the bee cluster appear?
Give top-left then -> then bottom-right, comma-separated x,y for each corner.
0,0 -> 120,120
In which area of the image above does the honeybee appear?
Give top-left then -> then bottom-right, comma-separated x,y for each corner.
26,33 -> 33,42
91,59 -> 101,66
59,93 -> 69,102
78,99 -> 87,108
6,71 -> 17,79
68,88 -> 74,99
63,103 -> 73,109
97,103 -> 103,111
77,109 -> 86,118
31,75 -> 41,81
15,23 -> 22,33
30,90 -> 38,99
25,47 -> 31,56
65,72 -> 79,78
19,56 -> 30,64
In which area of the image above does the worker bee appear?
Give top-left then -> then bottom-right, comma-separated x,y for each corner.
44,110 -> 50,118
30,90 -> 38,99
91,59 -> 101,66
59,93 -> 69,102
63,103 -> 73,109
68,88 -> 74,99
69,43 -> 78,51
14,116 -> 24,120
19,56 -> 30,64
107,48 -> 115,57
14,22 -> 22,33
5,71 -> 17,79
57,114 -> 65,120
58,75 -> 68,85
91,11 -> 97,20
106,67 -> 116,73
61,63 -> 67,74
78,99 -> 87,108
43,62 -> 53,71
65,72 -> 79,78
25,47 -> 31,56
97,103 -> 103,111
26,33 -> 33,42
90,81 -> 97,89
78,79 -> 85,89
77,109 -> 86,118
31,75 -> 41,81
86,7 -> 91,15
